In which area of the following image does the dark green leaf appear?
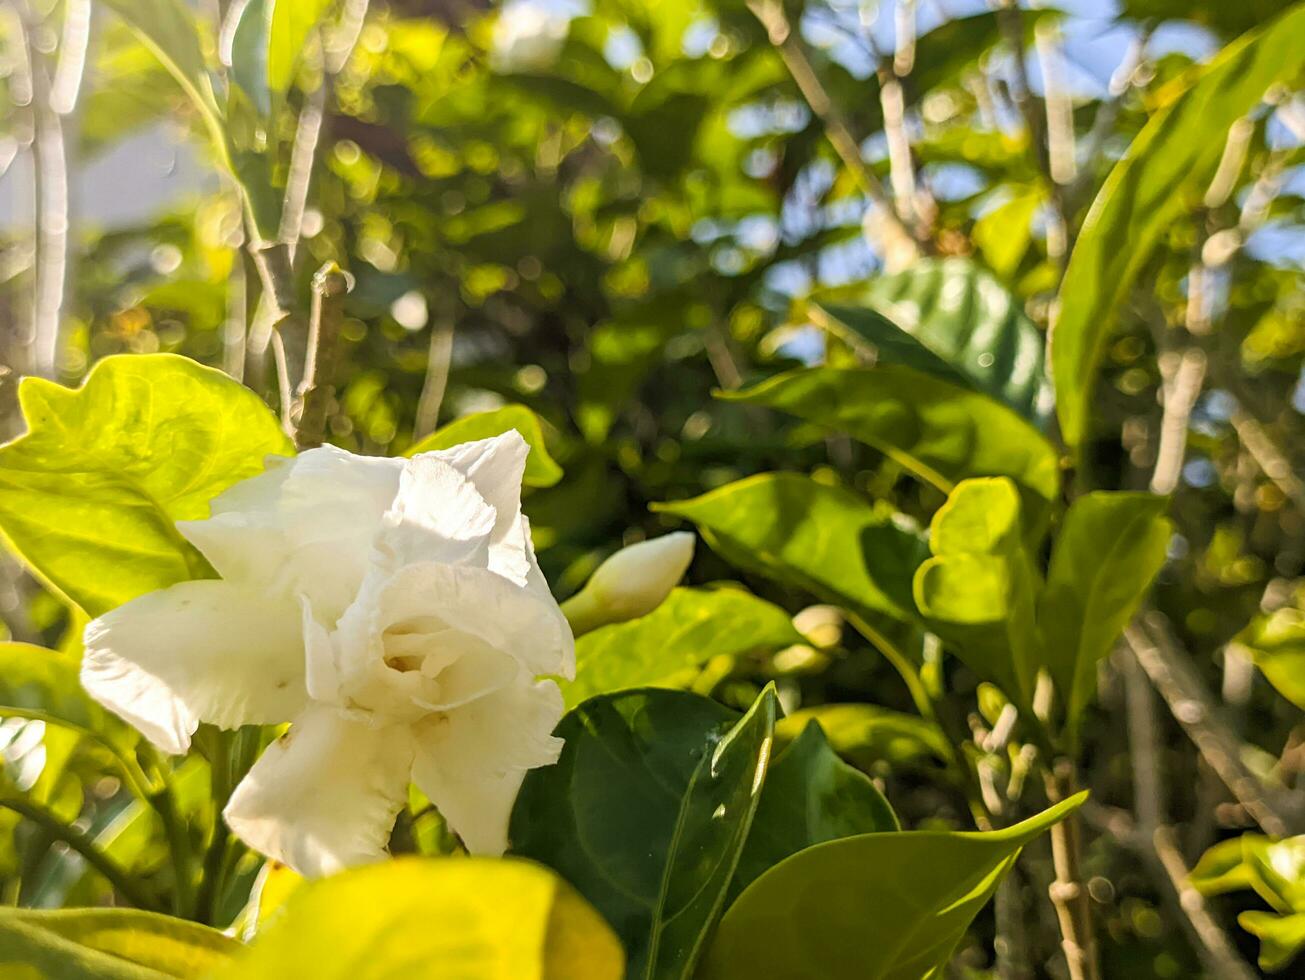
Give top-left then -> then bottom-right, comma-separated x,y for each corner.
510,687 -> 778,980
776,704 -> 952,773
0,642 -> 134,750
721,367 -> 1060,526
731,721 -> 897,901
812,258 -> 1052,426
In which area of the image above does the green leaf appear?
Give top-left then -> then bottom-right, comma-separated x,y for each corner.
228,0 -> 273,116
722,367 -> 1060,526
0,907 -> 239,979
775,704 -> 952,773
1237,608 -> 1305,710
1243,836 -> 1305,915
407,405 -> 563,488
811,257 -> 1052,426
99,0 -> 227,160
913,478 -> 1042,705
510,687 -> 778,980
1190,836 -> 1259,896
565,587 -> 803,709
1039,492 -> 1172,729
268,0 -> 334,96
731,721 -> 897,901
0,642 -> 133,750
654,473 -> 928,625
215,857 -> 624,980
696,793 -> 1088,980
1238,911 -> 1305,973
0,354 -> 292,618
1051,4 -> 1305,447
973,188 -> 1043,281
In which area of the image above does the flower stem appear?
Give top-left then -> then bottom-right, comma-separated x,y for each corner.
0,796 -> 162,912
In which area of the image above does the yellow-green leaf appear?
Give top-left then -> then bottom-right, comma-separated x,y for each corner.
217,858 -> 624,980
0,354 -> 292,617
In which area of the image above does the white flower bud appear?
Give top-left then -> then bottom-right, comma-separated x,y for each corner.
563,532 -> 695,636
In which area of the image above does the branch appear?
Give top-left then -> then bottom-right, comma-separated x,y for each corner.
413,296 -> 455,440
1082,803 -> 1258,980
1043,763 -> 1101,980
1125,615 -> 1304,836
294,263 -> 352,449
745,0 -> 921,264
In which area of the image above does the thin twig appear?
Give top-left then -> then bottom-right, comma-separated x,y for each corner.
745,0 -> 920,263
0,796 -> 162,911
1082,803 -> 1258,980
1043,763 -> 1101,980
1150,348 -> 1206,495
20,0 -> 69,378
413,299 -> 455,441
294,263 -> 352,449
1125,616 -> 1304,836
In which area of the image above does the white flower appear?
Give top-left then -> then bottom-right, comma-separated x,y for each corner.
561,533 -> 694,635
81,432 -> 574,877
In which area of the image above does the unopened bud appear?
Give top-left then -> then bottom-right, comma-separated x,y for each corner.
562,532 -> 695,637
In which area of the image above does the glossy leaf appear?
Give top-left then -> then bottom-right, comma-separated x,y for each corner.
0,642 -> 133,750
1051,4 -> 1305,447
1039,492 -> 1172,728
1190,837 -> 1258,896
0,907 -> 239,979
913,478 -> 1042,705
697,793 -> 1088,980
655,473 -> 928,624
722,367 -> 1059,524
973,188 -> 1042,281
812,257 -> 1052,426
0,354 -> 291,617
565,586 -> 803,708
407,404 -> 563,487
216,858 -> 624,980
1237,608 -> 1305,711
511,687 -> 778,980
732,720 -> 898,900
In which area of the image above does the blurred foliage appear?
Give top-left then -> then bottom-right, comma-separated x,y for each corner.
0,0 -> 1303,975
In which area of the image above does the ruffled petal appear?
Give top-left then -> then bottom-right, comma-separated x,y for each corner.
339,560 -> 573,684
81,581 -> 306,755
418,432 -> 534,585
223,705 -> 414,878
410,677 -> 564,855
373,455 -> 496,572
178,446 -> 403,626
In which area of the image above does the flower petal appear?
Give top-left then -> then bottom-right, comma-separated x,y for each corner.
411,678 -> 564,855
341,560 -> 574,682
178,446 -> 403,625
81,581 -> 306,755
374,455 -> 496,572
223,705 -> 414,878
419,432 -> 534,585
